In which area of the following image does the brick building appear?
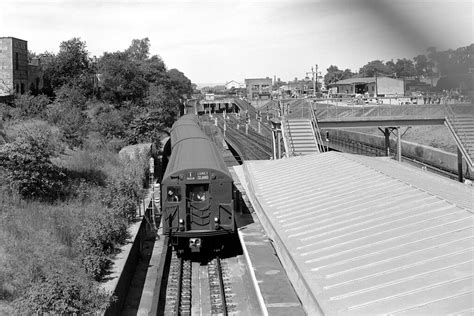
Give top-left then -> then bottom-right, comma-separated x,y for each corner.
245,77 -> 272,100
0,37 -> 44,96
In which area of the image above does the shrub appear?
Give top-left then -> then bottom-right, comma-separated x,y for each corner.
0,121 -> 67,200
46,101 -> 90,148
101,153 -> 147,221
13,270 -> 109,314
95,108 -> 126,139
77,208 -> 128,280
10,94 -> 51,119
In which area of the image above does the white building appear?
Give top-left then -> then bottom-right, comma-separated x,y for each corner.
225,80 -> 245,90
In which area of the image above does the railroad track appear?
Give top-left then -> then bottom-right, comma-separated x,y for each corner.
163,251 -> 236,316
212,114 -> 272,160
164,252 -> 192,315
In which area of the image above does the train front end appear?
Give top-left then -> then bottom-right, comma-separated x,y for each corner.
162,168 -> 235,252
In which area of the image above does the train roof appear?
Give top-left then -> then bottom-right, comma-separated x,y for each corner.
170,115 -> 209,149
162,137 -> 231,183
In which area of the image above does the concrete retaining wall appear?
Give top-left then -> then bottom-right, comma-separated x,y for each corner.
326,129 -> 472,178
102,216 -> 155,315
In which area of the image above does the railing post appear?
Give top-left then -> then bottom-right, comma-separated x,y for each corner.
397,127 -> 402,162
457,147 -> 464,183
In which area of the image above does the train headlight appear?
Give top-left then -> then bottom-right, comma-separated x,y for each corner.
179,218 -> 185,231
214,217 -> 220,229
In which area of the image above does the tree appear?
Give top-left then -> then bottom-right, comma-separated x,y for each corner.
140,55 -> 168,85
127,108 -> 172,144
126,38 -> 150,61
393,58 -> 416,78
324,65 -> 354,87
359,60 -> 393,77
98,52 -> 148,104
167,68 -> 193,98
413,54 -> 433,77
43,38 -> 95,96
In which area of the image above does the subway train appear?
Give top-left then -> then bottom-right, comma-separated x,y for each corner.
161,114 -> 237,252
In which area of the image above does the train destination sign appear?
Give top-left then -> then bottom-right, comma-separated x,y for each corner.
186,171 -> 209,180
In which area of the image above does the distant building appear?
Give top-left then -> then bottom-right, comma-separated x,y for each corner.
204,93 -> 215,101
330,76 -> 404,97
0,37 -> 44,96
225,80 -> 245,90
245,77 -> 272,100
287,79 -> 315,97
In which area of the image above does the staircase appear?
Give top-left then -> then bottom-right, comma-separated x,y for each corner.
283,119 -> 320,156
445,115 -> 474,169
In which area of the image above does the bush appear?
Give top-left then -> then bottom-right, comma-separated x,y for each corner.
13,270 -> 109,314
46,101 -> 90,148
100,152 -> 147,221
10,94 -> 51,119
77,208 -> 128,280
94,107 -> 126,139
0,121 -> 67,200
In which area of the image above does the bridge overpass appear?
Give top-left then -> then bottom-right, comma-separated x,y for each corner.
257,100 -> 473,180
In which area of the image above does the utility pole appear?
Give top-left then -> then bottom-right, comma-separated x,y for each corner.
306,64 -> 318,97
314,64 -> 318,95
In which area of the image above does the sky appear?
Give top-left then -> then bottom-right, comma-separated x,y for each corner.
1,0 -> 472,85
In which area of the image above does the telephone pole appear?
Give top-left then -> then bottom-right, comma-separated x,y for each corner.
306,64 -> 319,97
314,64 -> 318,95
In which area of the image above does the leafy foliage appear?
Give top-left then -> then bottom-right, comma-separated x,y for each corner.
44,38 -> 96,96
168,68 -> 193,98
98,51 -> 148,104
10,94 -> 51,119
358,60 -> 393,77
324,65 -> 354,86
77,208 -> 128,280
14,270 -> 109,314
0,121 -> 66,200
1,36 -> 192,313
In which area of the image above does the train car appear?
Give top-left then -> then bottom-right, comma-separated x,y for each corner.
161,114 -> 236,252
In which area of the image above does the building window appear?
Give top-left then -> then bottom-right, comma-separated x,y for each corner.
15,52 -> 19,70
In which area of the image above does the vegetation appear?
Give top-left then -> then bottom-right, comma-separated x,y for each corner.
0,36 -> 193,313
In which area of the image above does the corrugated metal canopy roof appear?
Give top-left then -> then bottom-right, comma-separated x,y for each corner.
238,152 -> 473,315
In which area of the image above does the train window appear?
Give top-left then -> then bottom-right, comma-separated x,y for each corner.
188,184 -> 209,202
167,187 -> 181,202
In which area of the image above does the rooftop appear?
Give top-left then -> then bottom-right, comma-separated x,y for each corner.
237,151 -> 473,314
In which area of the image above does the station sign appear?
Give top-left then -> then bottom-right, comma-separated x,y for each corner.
186,171 -> 209,180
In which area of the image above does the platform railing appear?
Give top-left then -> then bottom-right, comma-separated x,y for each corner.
310,102 -> 324,152
443,104 -> 473,168
280,117 -> 293,157
313,103 -> 448,121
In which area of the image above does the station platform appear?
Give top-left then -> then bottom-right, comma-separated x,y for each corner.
234,151 -> 474,315
230,167 -> 306,316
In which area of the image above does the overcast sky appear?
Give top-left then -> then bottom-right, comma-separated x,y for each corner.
1,0 -> 472,85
